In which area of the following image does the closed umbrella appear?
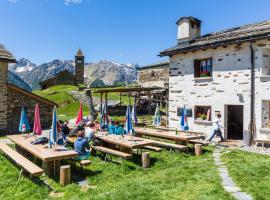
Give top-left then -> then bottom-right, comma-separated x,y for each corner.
125,104 -> 133,134
75,102 -> 83,125
19,106 -> 30,133
181,105 -> 189,131
100,103 -> 108,127
33,103 -> 42,136
153,103 -> 161,127
131,103 -> 138,124
49,106 -> 58,147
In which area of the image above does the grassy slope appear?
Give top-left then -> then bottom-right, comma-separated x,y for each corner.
33,85 -> 131,120
0,147 -> 233,200
222,150 -> 270,200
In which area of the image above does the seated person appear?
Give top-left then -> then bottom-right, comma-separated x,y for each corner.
60,120 -> 70,138
94,120 -> 100,131
107,120 -> 115,134
85,122 -> 96,141
74,129 -> 90,160
114,121 -> 125,135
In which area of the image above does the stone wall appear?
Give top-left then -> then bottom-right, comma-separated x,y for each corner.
168,39 -> 270,140
138,67 -> 169,87
0,61 -> 8,134
6,86 -> 55,134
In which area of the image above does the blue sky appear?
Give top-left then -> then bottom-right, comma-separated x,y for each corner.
0,0 -> 270,66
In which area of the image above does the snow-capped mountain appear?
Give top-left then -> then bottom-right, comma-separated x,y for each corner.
9,58 -> 138,90
84,60 -> 138,86
9,58 -> 37,73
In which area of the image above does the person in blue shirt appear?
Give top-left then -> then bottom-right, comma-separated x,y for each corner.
108,120 -> 116,134
74,129 -> 90,160
115,121 -> 126,135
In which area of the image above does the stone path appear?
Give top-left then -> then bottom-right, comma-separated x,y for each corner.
213,148 -> 253,200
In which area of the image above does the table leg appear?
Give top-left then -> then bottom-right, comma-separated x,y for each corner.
119,146 -> 132,154
42,160 -> 60,177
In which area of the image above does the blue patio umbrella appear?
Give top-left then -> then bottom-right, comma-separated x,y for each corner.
49,106 -> 58,147
180,105 -> 189,131
100,103 -> 108,127
19,106 -> 30,133
125,104 -> 133,134
153,103 -> 161,127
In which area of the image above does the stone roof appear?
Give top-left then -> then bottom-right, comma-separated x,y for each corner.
176,16 -> 201,25
138,60 -> 169,71
39,69 -> 74,85
76,48 -> 84,57
0,44 -> 16,62
160,19 -> 270,56
7,84 -> 57,106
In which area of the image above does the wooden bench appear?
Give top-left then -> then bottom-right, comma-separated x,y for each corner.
150,140 -> 188,152
188,139 -> 210,146
0,142 -> 43,177
92,146 -> 132,161
142,145 -> 162,152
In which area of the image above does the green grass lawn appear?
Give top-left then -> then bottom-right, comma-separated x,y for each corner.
0,146 -> 234,200
222,150 -> 270,200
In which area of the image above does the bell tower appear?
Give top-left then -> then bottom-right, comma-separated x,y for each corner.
75,48 -> 84,84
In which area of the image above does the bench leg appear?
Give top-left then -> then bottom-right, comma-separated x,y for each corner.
18,168 -> 23,181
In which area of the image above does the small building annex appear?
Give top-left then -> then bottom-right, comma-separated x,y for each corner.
0,44 -> 57,135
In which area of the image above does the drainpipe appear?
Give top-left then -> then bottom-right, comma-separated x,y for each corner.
249,42 -> 255,146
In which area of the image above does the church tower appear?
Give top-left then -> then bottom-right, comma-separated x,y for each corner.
75,48 -> 84,84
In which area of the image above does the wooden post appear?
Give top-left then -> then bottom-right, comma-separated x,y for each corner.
194,144 -> 202,156
60,165 -> 70,186
141,152 -> 150,168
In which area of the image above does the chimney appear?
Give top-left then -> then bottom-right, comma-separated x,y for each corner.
176,16 -> 201,44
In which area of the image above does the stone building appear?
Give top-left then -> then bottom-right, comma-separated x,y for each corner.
138,60 -> 169,88
0,44 -> 57,135
160,16 -> 270,143
39,48 -> 85,90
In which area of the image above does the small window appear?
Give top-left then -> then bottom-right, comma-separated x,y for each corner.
194,58 -> 212,78
77,59 -> 82,64
261,49 -> 270,76
194,106 -> 211,121
262,100 -> 270,128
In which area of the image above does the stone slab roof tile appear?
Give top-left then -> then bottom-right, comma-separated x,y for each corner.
160,19 -> 270,56
0,44 -> 16,62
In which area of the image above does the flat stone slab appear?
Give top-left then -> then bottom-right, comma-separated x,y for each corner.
232,192 -> 253,200
224,185 -> 241,193
213,149 -> 253,200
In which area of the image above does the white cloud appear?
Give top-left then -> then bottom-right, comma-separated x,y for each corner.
64,0 -> 83,5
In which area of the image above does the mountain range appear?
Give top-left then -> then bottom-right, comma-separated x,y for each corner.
8,58 -> 139,90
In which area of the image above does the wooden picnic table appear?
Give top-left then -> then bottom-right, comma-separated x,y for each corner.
134,127 -> 203,144
95,132 -> 153,154
8,134 -> 78,176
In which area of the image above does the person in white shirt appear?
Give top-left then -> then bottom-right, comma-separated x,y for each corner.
85,122 -> 96,142
208,114 -> 225,142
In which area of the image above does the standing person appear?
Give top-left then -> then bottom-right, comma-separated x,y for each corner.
74,129 -> 90,160
208,114 -> 225,142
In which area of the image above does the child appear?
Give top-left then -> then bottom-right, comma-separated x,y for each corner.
108,120 -> 116,134
208,114 -> 225,142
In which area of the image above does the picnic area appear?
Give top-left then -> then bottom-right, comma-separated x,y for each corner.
0,85 -> 270,200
